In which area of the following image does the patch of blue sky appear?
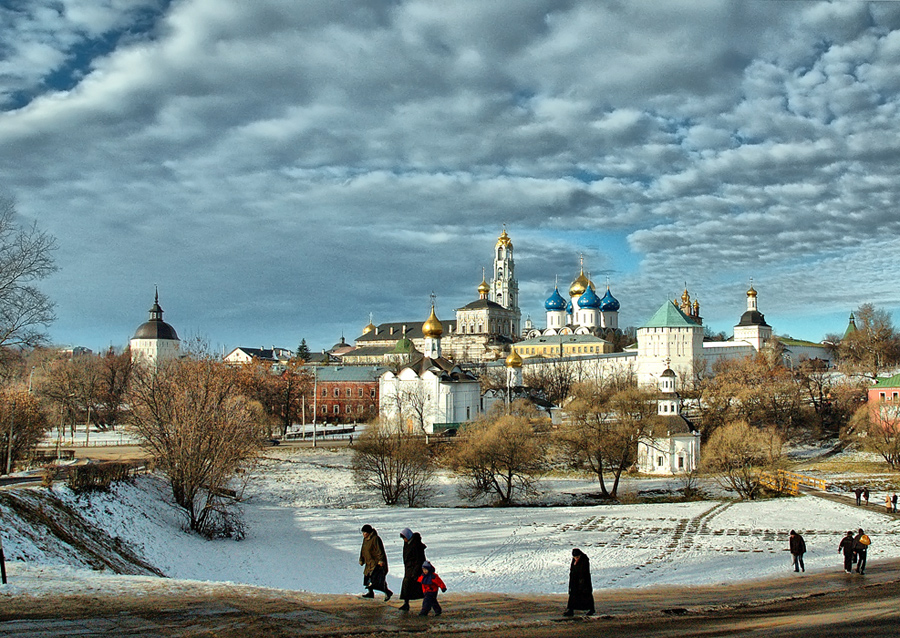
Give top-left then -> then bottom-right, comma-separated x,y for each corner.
5,1 -> 167,111
535,227 -> 640,277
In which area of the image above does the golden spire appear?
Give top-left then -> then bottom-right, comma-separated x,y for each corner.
422,297 -> 443,338
569,254 -> 590,296
496,225 -> 513,248
362,312 -> 376,335
478,266 -> 490,297
505,347 -> 523,368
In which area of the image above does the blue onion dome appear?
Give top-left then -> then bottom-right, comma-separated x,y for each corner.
544,287 -> 567,311
599,286 -> 620,311
566,299 -> 574,314
577,283 -> 602,309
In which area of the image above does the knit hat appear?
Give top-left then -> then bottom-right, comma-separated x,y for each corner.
400,528 -> 413,540
361,524 -> 374,534
422,561 -> 433,571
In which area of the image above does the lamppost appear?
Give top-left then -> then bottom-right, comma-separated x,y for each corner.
312,366 -> 318,448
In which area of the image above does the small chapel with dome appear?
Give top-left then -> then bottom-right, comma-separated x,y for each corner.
129,289 -> 180,366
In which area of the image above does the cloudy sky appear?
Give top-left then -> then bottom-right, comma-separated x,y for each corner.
2,0 -> 900,354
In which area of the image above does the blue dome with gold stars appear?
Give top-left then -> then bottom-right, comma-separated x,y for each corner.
544,287 -> 567,311
599,287 -> 620,312
577,283 -> 602,309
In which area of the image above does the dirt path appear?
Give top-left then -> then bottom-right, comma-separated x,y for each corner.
3,560 -> 900,637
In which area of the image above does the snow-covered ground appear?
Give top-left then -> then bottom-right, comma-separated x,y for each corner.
2,446 -> 900,597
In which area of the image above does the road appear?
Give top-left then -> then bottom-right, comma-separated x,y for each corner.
2,559 -> 899,637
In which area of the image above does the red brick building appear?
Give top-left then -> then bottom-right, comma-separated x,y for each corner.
306,366 -> 387,424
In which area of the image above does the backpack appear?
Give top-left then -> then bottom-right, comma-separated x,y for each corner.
859,534 -> 871,546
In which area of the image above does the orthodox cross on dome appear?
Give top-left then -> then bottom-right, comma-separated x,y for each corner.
430,291 -> 437,307
369,312 -> 374,324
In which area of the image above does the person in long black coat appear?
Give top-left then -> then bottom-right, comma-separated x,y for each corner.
398,527 -> 427,611
564,548 -> 594,616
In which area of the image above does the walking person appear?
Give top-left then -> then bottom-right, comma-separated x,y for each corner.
892,493 -> 898,513
417,561 -> 447,617
854,528 -> 870,574
563,548 -> 595,617
863,488 -> 870,506
854,488 -> 862,506
359,524 -> 393,600
838,530 -> 855,573
398,528 -> 426,612
789,530 -> 806,573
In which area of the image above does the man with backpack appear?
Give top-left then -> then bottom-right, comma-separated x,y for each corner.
853,528 -> 871,574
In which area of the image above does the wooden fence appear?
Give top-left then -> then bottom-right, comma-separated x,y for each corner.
759,469 -> 828,495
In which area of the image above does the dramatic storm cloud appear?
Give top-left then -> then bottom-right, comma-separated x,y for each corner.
2,0 -> 900,351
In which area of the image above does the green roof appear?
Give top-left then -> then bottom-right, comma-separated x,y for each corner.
843,313 -> 858,339
778,337 -> 825,347
642,301 -> 700,329
873,373 -> 900,388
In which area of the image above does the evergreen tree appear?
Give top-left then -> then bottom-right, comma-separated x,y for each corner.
296,339 -> 311,361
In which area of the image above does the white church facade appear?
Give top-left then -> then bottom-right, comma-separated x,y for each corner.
378,303 -> 483,434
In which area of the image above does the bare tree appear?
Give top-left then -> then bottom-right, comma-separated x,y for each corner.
836,304 -> 900,380
35,352 -> 103,436
524,359 -> 585,405
351,420 -> 434,506
0,385 -> 50,474
237,358 -> 312,436
95,348 -> 133,429
0,197 -> 57,365
127,357 -> 267,537
450,414 -> 546,505
849,404 -> 900,470
557,378 -> 654,498
701,421 -> 783,500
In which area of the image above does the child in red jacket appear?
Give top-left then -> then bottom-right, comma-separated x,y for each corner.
417,561 -> 447,616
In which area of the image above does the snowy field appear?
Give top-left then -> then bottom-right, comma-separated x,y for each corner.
2,446 -> 900,597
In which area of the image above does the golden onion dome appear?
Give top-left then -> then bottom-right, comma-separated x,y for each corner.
422,305 -> 443,338
505,347 -> 523,368
569,270 -> 590,297
362,321 -> 376,335
747,285 -> 757,298
681,288 -> 691,303
478,278 -> 490,295
496,228 -> 513,249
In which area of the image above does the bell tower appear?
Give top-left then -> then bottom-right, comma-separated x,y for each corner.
490,225 -> 520,334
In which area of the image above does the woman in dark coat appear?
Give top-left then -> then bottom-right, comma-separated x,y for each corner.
398,527 -> 427,611
564,548 -> 594,616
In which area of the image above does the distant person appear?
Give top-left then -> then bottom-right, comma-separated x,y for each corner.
854,528 -> 870,575
398,527 -> 426,611
863,488 -> 870,506
417,561 -> 447,617
839,531 -> 855,573
789,530 -> 806,573
563,548 -> 595,617
892,493 -> 898,513
854,488 -> 862,506
359,524 -> 392,600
